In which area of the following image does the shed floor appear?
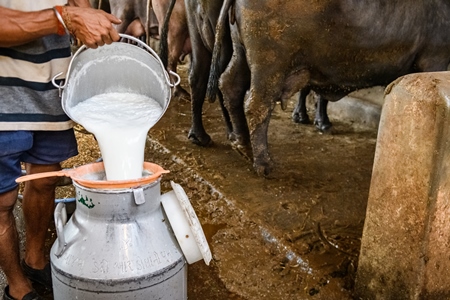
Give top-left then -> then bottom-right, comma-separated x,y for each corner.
0,63 -> 380,300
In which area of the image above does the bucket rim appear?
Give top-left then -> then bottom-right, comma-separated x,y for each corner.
52,34 -> 180,91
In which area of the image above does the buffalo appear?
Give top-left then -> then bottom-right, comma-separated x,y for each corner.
162,0 -> 332,151
208,0 -> 450,176
160,0 -> 235,145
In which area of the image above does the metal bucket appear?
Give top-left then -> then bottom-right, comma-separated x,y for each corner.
52,34 -> 180,125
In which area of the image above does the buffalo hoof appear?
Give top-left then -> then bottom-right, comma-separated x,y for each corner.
188,129 -> 212,147
253,160 -> 273,177
292,112 -> 311,124
252,152 -> 274,177
228,132 -> 250,145
314,119 -> 333,133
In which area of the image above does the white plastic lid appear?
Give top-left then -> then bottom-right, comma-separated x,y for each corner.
161,181 -> 212,265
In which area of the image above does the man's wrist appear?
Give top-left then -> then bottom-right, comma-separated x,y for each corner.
53,6 -> 69,36
61,6 -> 74,35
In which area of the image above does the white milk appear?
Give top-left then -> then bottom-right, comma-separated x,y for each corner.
70,92 -> 163,181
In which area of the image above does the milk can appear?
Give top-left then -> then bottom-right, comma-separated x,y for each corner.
47,163 -> 211,300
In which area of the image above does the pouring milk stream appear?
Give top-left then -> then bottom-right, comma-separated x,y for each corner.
56,35 -> 179,182
70,92 -> 163,181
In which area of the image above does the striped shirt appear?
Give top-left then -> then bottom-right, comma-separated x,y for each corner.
0,0 -> 74,131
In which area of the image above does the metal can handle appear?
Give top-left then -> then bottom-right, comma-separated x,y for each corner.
51,33 -> 180,94
54,202 -> 67,257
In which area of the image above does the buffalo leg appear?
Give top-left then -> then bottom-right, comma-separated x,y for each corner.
109,2 -> 134,35
187,45 -> 213,145
314,95 -> 332,132
245,69 -> 283,176
220,42 -> 251,158
292,86 -> 312,124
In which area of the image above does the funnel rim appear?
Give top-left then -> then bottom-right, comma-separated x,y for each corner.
71,162 -> 169,189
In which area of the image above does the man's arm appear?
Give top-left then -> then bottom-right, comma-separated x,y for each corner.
0,7 -> 59,47
0,5 -> 121,48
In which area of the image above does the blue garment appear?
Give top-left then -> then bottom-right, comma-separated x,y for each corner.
0,130 -> 78,193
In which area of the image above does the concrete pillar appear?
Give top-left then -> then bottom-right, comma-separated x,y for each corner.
355,72 -> 450,300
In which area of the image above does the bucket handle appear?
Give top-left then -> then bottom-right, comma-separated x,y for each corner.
51,43 -> 85,94
51,33 -> 180,95
54,202 -> 68,257
119,34 -> 181,88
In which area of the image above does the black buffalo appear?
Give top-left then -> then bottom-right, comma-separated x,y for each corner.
183,0 -> 235,145
208,0 -> 450,176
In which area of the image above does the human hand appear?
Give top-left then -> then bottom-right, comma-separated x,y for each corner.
62,6 -> 121,48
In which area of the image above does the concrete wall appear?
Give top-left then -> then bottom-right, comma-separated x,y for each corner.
355,72 -> 450,299
328,86 -> 385,130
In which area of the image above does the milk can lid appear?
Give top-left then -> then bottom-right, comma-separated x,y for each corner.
161,181 -> 212,265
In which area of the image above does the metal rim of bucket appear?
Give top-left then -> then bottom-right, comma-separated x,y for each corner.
51,34 -> 180,91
